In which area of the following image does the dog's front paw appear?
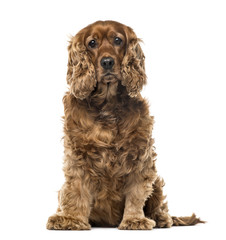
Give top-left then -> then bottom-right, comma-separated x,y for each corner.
46,214 -> 91,230
118,217 -> 156,230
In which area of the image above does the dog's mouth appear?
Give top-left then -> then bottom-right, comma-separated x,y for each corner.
101,73 -> 118,84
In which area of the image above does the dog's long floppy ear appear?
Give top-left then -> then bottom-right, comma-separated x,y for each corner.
66,31 -> 96,100
121,27 -> 147,97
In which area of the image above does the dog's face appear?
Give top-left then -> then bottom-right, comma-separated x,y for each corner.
67,21 -> 146,101
85,22 -> 126,85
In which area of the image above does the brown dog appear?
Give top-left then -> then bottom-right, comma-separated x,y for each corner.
46,20 -> 204,230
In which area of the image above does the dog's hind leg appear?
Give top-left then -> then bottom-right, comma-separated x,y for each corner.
144,177 -> 205,227
144,177 -> 173,228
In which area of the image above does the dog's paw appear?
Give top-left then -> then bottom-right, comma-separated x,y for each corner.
154,212 -> 173,228
118,217 -> 156,230
46,214 -> 91,230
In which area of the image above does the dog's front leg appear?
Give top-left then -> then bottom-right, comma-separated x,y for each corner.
118,174 -> 156,230
46,179 -> 92,230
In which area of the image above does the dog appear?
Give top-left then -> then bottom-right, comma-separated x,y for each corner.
46,20 -> 204,230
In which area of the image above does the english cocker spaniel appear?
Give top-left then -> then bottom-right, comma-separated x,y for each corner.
46,20 -> 204,230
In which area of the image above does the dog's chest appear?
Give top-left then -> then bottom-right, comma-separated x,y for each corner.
83,109 -> 119,146
73,101 -> 149,180
83,107 -> 143,173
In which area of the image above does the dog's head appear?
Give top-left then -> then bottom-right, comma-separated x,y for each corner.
67,21 -> 146,100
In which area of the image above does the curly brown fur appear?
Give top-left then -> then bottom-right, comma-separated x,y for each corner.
47,20 -> 204,230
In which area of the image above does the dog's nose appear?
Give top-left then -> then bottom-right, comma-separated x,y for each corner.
100,57 -> 115,70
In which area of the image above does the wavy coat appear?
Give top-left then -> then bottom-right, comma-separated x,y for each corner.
47,21 -> 203,230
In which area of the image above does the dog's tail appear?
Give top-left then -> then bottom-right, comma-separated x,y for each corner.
172,213 -> 205,226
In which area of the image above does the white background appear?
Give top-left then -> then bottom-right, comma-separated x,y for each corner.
0,0 -> 225,239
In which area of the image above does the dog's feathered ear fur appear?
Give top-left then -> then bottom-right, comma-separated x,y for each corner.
66,32 -> 96,100
121,27 -> 146,97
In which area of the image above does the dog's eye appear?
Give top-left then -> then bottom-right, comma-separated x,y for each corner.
88,40 -> 97,48
114,37 -> 122,46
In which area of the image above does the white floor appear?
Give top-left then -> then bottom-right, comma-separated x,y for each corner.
2,217 -> 222,240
